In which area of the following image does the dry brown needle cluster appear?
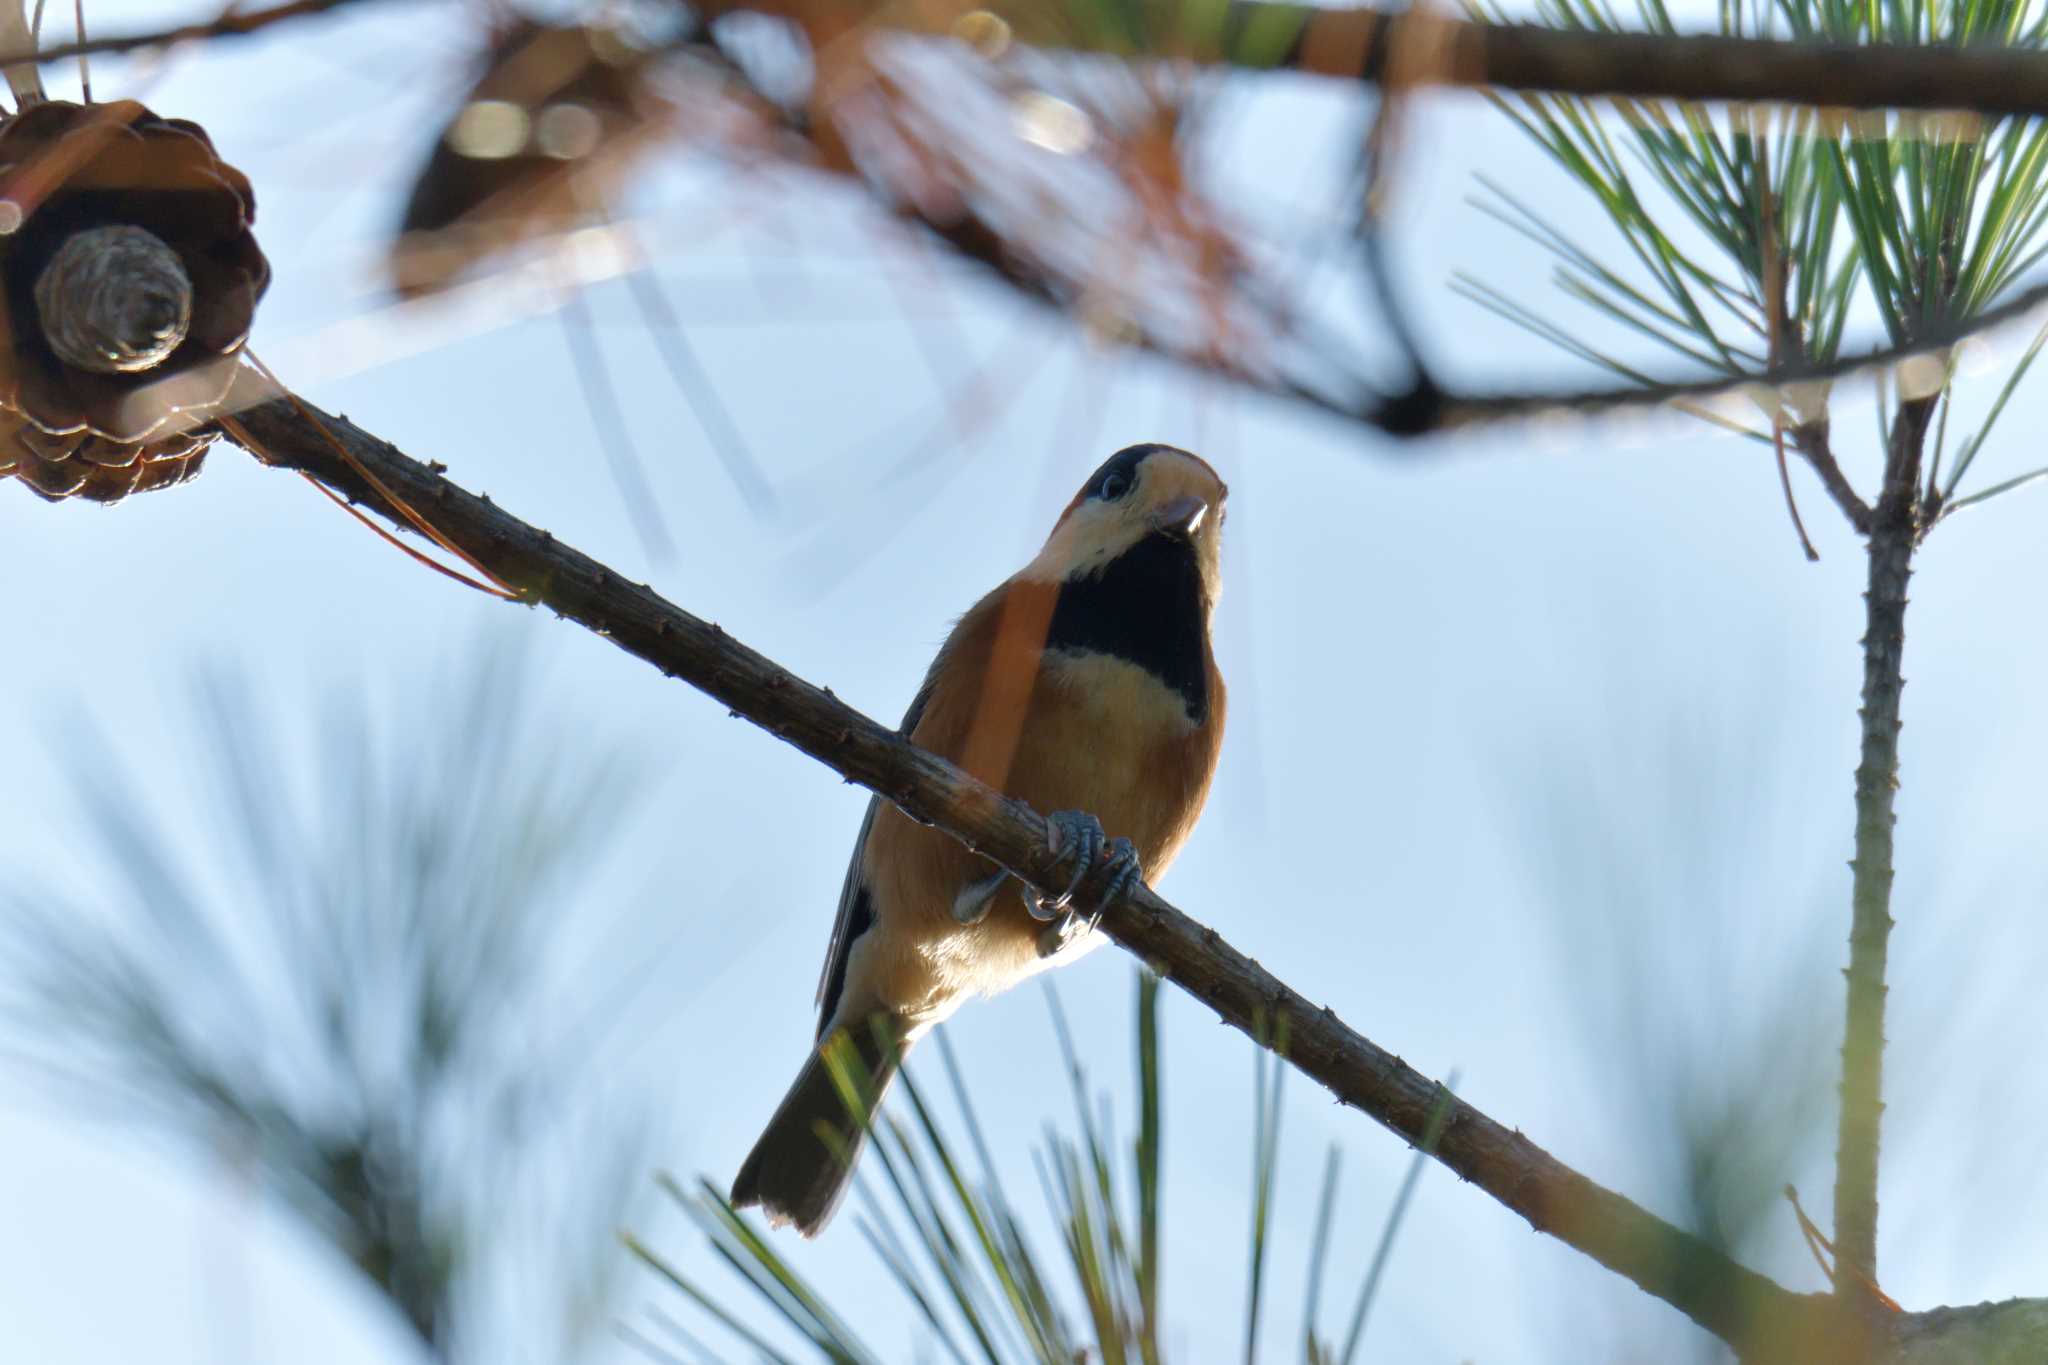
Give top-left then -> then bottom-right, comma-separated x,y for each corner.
389,20 -> 675,299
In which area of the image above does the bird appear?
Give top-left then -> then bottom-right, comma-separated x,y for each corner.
731,442 -> 1229,1236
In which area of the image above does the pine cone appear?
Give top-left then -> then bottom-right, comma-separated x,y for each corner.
0,99 -> 269,504
391,21 -> 671,298
0,419 -> 210,502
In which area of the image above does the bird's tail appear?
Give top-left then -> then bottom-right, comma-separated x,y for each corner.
730,1013 -> 904,1237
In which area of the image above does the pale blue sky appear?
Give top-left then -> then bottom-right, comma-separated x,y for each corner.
7,3 -> 2048,1361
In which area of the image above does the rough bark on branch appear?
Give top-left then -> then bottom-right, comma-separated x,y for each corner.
705,0 -> 2048,118
1831,396 -> 1932,1299
35,0 -> 2048,127
1895,1300 -> 2048,1363
221,393 -> 2028,1362
36,0 -> 2048,121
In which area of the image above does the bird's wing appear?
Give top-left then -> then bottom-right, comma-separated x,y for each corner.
812,675 -> 937,1035
812,583 -> 1018,1034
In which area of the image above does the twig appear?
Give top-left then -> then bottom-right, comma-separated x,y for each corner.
223,394 -> 1865,1362
1756,139 -> 1819,560
1786,1185 -> 1903,1313
0,0 -> 373,68
1424,272 -> 2048,434
1789,1185 -> 1837,1289
1794,423 -> 1873,534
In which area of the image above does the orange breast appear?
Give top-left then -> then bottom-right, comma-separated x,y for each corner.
851,579 -> 1224,1022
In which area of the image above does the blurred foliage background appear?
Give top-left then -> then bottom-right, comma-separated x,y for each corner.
5,0 -> 2048,1360
2,642 -> 665,1361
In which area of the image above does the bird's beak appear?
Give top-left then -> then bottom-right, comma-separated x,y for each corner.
1150,495 -> 1209,540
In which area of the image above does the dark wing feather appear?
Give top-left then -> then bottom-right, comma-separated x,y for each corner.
812,674 -> 937,1034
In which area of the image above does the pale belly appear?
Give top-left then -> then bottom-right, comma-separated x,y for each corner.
841,649 -> 1209,1032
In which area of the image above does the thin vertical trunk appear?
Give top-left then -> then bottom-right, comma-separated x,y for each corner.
1831,396 -> 1929,1298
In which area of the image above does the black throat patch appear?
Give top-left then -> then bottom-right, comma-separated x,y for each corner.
1046,532 -> 1210,723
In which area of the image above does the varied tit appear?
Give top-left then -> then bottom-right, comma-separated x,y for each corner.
731,443 -> 1228,1236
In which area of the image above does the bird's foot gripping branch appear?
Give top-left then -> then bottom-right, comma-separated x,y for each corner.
227,392 -> 2044,1363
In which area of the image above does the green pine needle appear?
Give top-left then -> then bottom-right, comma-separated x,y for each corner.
631,974 -> 1455,1363
1462,0 -> 2048,513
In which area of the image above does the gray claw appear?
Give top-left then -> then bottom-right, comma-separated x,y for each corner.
1037,918 -> 1072,958
1095,837 -> 1141,913
1038,912 -> 1096,958
1022,884 -> 1056,921
1036,835 -> 1142,957
952,870 -> 1008,925
1042,810 -> 1105,913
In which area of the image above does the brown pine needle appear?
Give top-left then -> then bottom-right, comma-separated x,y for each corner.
287,462 -> 525,597
230,352 -> 521,599
1783,1184 -> 1902,1311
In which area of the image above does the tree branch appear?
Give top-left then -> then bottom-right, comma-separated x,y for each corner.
1335,272 -> 2048,436
751,40 -> 2048,450
1896,1300 -> 2048,1362
223,389 -> 1851,1359
1271,8 -> 2048,115
34,0 -> 2048,124
222,389 -> 2048,1360
698,0 -> 2048,117
0,0 -> 372,69
1831,395 -> 1932,1303
1794,422 -> 1873,535
802,127 -> 2048,452
38,0 -> 2048,458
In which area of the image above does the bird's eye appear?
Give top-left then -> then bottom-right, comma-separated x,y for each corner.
1098,471 -> 1130,500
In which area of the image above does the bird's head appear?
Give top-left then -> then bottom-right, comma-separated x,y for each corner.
1027,444 -> 1228,602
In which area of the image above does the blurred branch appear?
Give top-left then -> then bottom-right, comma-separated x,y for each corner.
704,32 -> 2048,447
34,0 -> 2048,124
59,0 -> 2048,453
227,390 -> 1864,1361
1349,272 -> 2048,435
876,168 -> 2048,442
0,0 -> 374,68
695,0 -> 2048,116
1277,8 -> 2048,114
681,13 -> 2048,445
